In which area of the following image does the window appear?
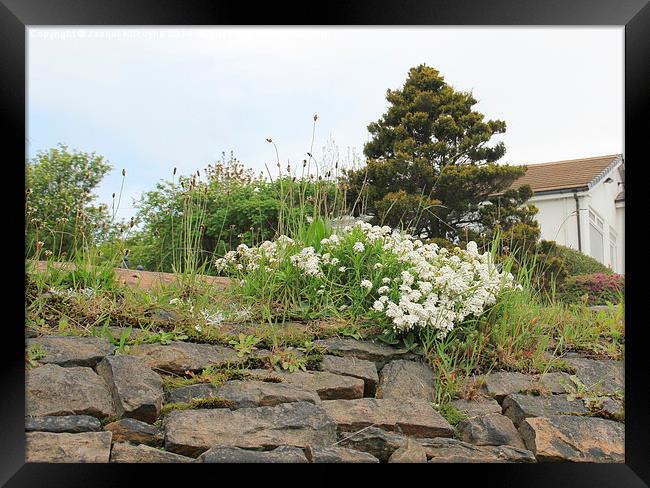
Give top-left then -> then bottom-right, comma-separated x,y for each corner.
609,227 -> 617,272
589,209 -> 605,264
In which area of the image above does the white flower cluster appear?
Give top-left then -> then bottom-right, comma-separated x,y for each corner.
201,309 -> 225,326
289,246 -> 323,277
214,221 -> 516,337
213,236 -> 295,273
46,287 -> 97,299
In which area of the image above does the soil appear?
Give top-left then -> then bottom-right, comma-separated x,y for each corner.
32,261 -> 232,292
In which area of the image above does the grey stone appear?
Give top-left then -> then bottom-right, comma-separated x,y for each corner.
26,364 -> 114,419
421,437 -> 536,463
151,309 -> 179,325
598,397 -> 624,420
336,426 -> 408,462
130,341 -> 241,374
110,442 -> 193,463
314,337 -> 417,368
103,418 -> 163,446
96,355 -> 164,423
322,398 -> 454,438
589,305 -> 612,313
457,413 -> 526,448
518,415 -> 624,462
388,439 -> 428,463
25,415 -> 101,433
306,445 -> 379,463
213,380 -> 321,407
564,358 -> 624,396
320,355 -> 379,396
535,372 -> 576,394
377,359 -> 435,401
164,401 -> 337,457
104,326 -> 154,343
27,336 -> 114,367
25,431 -> 112,463
450,398 -> 502,418
482,371 -> 535,401
249,369 -> 364,400
165,383 -> 222,404
167,380 -> 322,408
502,393 -> 589,427
197,445 -> 308,463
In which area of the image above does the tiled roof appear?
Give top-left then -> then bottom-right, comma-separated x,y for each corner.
508,154 -> 622,194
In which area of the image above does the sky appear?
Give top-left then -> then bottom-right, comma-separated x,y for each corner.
27,27 -> 623,222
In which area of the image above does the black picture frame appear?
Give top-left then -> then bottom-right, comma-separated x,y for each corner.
1,1 -> 648,486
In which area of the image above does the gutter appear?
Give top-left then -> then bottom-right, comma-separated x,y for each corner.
574,191 -> 582,252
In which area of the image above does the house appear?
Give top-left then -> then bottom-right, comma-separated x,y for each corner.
507,154 -> 624,273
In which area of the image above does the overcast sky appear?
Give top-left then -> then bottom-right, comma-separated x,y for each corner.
27,27 -> 623,221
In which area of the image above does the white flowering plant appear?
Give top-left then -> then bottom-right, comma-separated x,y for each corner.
214,222 -> 518,339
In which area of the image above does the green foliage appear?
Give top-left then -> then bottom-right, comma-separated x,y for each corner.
26,344 -> 46,369
503,240 -> 568,298
344,64 -> 537,241
26,144 -> 115,259
142,331 -> 189,345
436,403 -> 467,427
39,262 -> 118,291
374,190 -> 441,232
554,244 -> 613,276
270,349 -> 308,373
363,64 -> 506,164
229,333 -> 262,357
162,365 -> 250,391
296,217 -> 333,251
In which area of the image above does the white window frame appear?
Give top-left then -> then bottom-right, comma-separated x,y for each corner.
609,226 -> 617,272
588,207 -> 605,264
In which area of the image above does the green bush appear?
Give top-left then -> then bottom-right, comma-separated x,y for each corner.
558,273 -> 624,306
127,154 -> 340,273
25,144 -> 115,259
554,244 -> 612,276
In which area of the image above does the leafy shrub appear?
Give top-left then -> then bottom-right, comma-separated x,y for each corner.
373,190 -> 441,232
558,273 -> 624,305
128,154 -> 340,273
25,144 -> 115,259
554,244 -> 612,276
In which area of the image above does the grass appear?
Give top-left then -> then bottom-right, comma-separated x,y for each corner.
161,365 -> 252,391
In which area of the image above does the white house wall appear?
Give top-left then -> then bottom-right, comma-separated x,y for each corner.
527,162 -> 624,273
529,195 -> 580,249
